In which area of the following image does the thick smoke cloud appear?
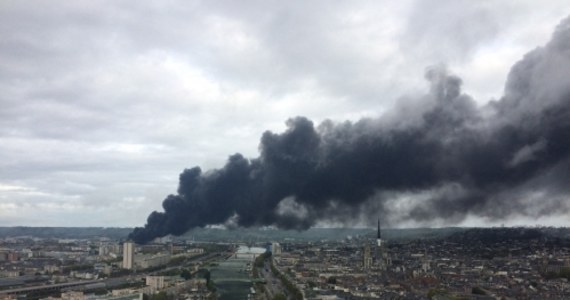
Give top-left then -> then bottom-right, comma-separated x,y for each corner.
130,17 -> 570,244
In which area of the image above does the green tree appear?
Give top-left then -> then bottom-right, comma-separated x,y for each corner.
180,269 -> 192,280
272,294 -> 286,300
150,291 -> 169,300
471,286 -> 486,295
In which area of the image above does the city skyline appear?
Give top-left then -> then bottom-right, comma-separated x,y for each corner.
1,1 -> 570,229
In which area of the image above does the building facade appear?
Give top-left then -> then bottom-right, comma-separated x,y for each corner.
122,241 -> 134,270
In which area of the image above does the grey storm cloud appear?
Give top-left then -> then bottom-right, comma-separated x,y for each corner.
130,16 -> 570,243
1,1 -> 569,228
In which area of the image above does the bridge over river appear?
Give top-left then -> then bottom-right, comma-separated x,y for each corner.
210,245 -> 266,300
213,278 -> 266,283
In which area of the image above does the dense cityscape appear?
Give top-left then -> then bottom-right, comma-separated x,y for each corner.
0,226 -> 569,299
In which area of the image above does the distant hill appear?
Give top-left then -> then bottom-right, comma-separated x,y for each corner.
182,227 -> 372,243
382,227 -> 466,241
446,227 -> 570,244
182,227 -> 469,243
0,226 -> 455,241
1,226 -> 567,243
0,227 -> 133,239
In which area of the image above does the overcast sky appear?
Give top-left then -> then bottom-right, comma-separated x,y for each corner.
1,0 -> 569,227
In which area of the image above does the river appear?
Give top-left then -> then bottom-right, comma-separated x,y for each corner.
210,245 -> 266,300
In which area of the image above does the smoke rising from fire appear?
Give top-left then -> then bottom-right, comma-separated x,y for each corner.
130,17 -> 570,244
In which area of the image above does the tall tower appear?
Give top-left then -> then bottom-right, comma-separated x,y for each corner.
363,244 -> 372,269
122,241 -> 134,270
376,217 -> 389,270
377,218 -> 382,247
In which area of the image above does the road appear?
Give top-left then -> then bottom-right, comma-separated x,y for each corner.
258,260 -> 288,299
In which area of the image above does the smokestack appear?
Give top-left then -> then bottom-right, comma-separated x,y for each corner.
130,16 -> 570,244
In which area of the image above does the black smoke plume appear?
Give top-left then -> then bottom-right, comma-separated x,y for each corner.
130,17 -> 570,244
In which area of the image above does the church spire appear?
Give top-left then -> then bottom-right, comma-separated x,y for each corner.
377,217 -> 381,240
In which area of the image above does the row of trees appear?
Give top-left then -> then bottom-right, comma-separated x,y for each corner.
545,268 -> 570,280
269,258 -> 303,300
